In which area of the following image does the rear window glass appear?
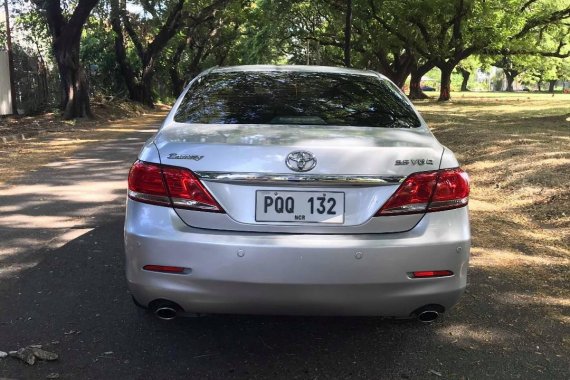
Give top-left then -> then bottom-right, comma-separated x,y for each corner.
174,71 -> 421,128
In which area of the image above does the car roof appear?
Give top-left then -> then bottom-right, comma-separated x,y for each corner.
210,65 -> 384,78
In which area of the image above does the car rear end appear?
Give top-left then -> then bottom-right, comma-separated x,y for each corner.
124,65 -> 470,320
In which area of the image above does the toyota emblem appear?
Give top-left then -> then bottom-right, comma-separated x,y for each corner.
285,151 -> 317,172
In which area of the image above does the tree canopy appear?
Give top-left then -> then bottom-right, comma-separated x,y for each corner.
4,0 -> 570,118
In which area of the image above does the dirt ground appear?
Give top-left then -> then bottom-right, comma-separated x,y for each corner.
0,101 -> 166,181
416,92 -> 570,343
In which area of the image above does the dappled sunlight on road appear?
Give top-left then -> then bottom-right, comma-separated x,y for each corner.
0,261 -> 38,280
0,116 -> 159,280
0,215 -> 87,229
498,292 -> 570,308
436,323 -> 515,346
0,180 -> 126,206
470,247 -> 569,267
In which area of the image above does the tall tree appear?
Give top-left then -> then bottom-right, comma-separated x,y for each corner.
167,1 -> 244,95
3,0 -> 18,114
343,0 -> 352,67
351,9 -> 414,87
31,0 -> 99,119
111,0 -> 186,106
369,0 -> 570,101
111,0 -> 230,106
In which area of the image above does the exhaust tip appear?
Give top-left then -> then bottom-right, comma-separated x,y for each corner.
149,299 -> 183,320
155,306 -> 178,320
411,304 -> 444,323
417,310 -> 439,323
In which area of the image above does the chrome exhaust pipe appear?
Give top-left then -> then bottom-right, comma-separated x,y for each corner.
154,306 -> 178,320
417,310 -> 439,323
150,300 -> 183,320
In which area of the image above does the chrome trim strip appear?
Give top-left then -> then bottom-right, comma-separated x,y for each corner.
195,172 -> 405,187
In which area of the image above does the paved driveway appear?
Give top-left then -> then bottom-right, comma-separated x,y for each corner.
0,116 -> 567,379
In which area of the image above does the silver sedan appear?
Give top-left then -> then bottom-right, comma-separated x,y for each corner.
125,65 -> 470,322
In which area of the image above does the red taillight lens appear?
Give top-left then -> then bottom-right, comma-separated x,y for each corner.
376,168 -> 469,216
410,270 -> 454,278
161,165 -> 224,212
128,160 -> 224,212
428,169 -> 470,211
376,171 -> 438,215
128,161 -> 170,206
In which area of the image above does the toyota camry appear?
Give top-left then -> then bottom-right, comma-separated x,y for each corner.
125,65 -> 470,322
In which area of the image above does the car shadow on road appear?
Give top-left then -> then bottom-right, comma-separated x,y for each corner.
0,216 -> 434,379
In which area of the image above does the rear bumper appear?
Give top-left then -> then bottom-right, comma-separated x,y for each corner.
125,201 -> 470,317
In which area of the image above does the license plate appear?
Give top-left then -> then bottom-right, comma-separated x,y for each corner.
255,191 -> 345,224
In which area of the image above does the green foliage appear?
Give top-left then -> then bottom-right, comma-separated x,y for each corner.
7,0 -> 570,109
81,14 -> 126,95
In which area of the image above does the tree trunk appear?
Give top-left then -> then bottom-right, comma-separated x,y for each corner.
548,80 -> 556,93
537,80 -> 542,92
458,67 -> 470,91
110,0 -> 139,101
409,71 -> 428,99
36,54 -> 49,111
505,74 -> 515,92
141,64 -> 155,107
503,69 -> 519,92
438,66 -> 453,101
170,67 -> 184,98
408,60 -> 434,100
374,49 -> 413,89
393,70 -> 411,89
343,0 -> 352,67
4,0 -> 18,114
33,0 -> 98,119
169,41 -> 186,97
53,35 -> 91,119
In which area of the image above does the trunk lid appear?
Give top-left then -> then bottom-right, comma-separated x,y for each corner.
153,123 -> 443,234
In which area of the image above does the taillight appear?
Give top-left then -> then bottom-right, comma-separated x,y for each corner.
428,168 -> 470,211
128,160 -> 224,212
376,168 -> 469,216
128,161 -> 170,206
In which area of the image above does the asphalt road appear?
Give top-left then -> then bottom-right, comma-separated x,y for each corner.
0,118 -> 567,379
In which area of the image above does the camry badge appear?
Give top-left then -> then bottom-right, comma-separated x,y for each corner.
286,151 -> 317,172
168,153 -> 204,161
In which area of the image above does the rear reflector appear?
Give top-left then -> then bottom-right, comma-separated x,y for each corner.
376,168 -> 469,216
143,265 -> 187,274
411,270 -> 454,278
128,160 -> 224,212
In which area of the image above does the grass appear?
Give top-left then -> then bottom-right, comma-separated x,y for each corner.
415,92 -> 570,328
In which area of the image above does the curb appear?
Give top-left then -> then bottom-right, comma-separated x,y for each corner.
1,130 -> 48,144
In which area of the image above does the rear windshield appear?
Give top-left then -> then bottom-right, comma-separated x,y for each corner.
174,71 -> 421,128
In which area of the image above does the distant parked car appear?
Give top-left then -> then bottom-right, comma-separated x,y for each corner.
125,65 -> 471,322
421,85 -> 436,91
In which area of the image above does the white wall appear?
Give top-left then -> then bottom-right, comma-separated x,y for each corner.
0,51 -> 13,115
